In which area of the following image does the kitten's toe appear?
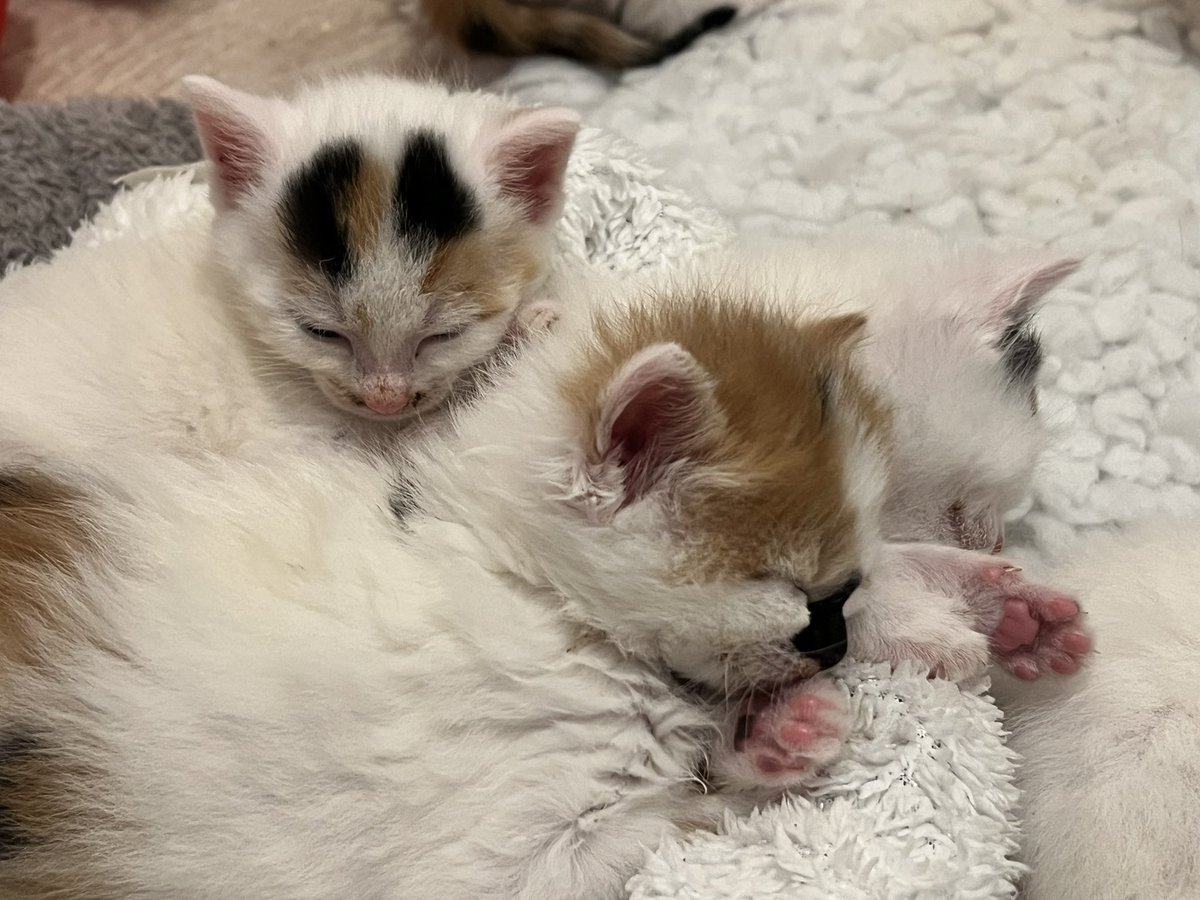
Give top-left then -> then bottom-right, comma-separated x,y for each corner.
737,679 -> 847,784
1002,651 -> 1042,681
992,597 -> 1040,652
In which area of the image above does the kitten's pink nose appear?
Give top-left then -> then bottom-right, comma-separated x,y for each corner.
361,391 -> 410,416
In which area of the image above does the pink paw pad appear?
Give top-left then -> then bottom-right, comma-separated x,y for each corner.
734,682 -> 847,781
982,568 -> 1093,680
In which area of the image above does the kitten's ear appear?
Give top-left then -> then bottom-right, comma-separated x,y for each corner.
590,343 -> 721,508
977,254 -> 1081,336
484,107 -> 580,226
183,75 -> 287,210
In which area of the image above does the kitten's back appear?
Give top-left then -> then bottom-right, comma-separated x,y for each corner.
997,520 -> 1200,900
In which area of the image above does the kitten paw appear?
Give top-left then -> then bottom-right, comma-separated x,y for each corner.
732,679 -> 847,784
865,544 -> 1094,683
975,565 -> 1093,680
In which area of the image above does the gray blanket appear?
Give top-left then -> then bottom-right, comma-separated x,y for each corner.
0,97 -> 200,269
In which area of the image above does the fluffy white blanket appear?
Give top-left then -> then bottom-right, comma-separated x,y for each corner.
485,0 -> 1200,895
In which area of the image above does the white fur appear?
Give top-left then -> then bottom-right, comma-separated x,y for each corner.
1,275 -> 894,896
991,520 -> 1200,900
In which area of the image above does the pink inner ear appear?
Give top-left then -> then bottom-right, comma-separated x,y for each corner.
194,108 -> 270,209
183,76 -> 278,211
601,344 -> 715,505
988,256 -> 1081,327
489,109 -> 579,226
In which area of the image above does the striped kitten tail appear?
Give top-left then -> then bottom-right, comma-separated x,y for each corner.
422,0 -> 737,68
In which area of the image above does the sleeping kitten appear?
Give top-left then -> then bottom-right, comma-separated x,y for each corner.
0,75 -> 577,463
0,233 -> 1091,897
421,0 -> 738,68
991,519 -> 1200,900
639,233 -> 1088,682
188,74 -> 577,423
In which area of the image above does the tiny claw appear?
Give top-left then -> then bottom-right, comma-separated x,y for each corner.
1002,565 -> 1023,574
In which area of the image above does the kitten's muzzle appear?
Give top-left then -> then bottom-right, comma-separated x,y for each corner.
790,574 -> 861,670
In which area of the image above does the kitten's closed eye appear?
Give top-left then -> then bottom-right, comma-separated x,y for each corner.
417,328 -> 465,355
300,323 -> 346,342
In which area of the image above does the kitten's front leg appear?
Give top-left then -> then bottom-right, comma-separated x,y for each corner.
850,543 -> 1094,681
708,677 -> 848,793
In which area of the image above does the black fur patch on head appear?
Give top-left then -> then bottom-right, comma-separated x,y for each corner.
280,140 -> 363,282
394,131 -> 478,250
997,320 -> 1044,393
0,732 -> 38,859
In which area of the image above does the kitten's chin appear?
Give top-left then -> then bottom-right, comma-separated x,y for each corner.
344,405 -> 419,423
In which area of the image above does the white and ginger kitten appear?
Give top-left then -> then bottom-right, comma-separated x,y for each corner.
633,232 -> 1090,683
0,75 -> 576,461
990,520 -> 1200,900
0,237 -> 1090,897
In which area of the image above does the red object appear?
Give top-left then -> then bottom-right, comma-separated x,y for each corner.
0,0 -> 7,45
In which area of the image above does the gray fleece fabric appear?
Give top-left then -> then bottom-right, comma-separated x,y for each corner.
0,97 -> 200,270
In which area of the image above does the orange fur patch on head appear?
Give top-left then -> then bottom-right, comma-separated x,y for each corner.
566,292 -> 892,593
420,225 -> 544,320
350,301 -> 375,334
342,153 -> 389,263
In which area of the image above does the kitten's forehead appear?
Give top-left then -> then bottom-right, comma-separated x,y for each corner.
277,131 -> 480,287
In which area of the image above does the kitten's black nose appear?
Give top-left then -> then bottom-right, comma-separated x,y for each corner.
790,572 -> 862,670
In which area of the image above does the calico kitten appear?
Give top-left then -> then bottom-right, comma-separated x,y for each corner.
991,519 -> 1200,900
188,74 -> 578,423
0,237 -> 1090,897
421,0 -> 738,68
0,76 -> 577,464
